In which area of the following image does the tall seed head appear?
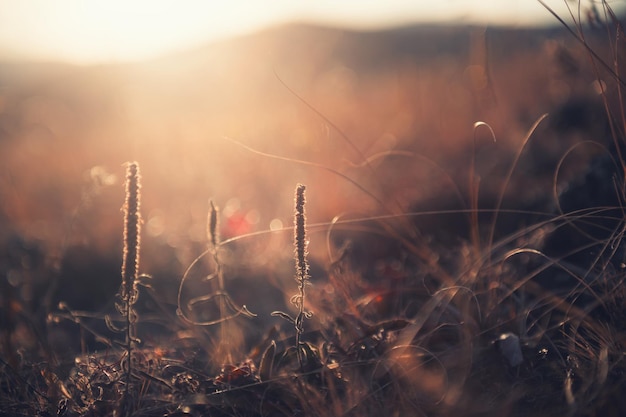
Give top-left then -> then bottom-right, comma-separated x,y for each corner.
208,200 -> 220,248
121,162 -> 141,301
294,184 -> 309,283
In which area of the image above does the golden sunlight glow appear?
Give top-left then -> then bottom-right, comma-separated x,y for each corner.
0,0 -> 292,62
0,0 -> 590,64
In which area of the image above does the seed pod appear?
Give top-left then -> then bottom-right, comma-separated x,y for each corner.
122,162 -> 141,302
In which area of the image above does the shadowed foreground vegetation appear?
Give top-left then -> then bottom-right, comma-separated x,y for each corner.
2,2 -> 626,416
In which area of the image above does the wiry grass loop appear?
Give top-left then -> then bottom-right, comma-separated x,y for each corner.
176,199 -> 255,331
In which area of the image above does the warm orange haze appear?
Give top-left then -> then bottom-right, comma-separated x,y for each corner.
0,0 -> 599,63
0,23 -> 592,269
1,1 -> 626,416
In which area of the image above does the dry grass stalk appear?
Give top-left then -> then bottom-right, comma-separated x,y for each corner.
120,161 -> 142,416
121,161 -> 141,304
272,184 -> 313,370
293,183 -> 311,352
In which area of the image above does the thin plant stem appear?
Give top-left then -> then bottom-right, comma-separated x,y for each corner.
120,161 -> 141,415
293,184 -> 311,369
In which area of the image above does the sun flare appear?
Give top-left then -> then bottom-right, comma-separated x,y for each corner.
0,0 -> 604,64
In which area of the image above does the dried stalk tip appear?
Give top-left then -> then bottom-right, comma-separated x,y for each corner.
292,183 -> 312,369
121,161 -> 141,301
294,184 -> 309,283
208,200 -> 220,248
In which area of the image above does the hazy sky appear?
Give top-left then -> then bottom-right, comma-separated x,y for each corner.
0,0 -> 617,64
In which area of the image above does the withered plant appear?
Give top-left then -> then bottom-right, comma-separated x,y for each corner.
106,161 -> 143,416
272,184 -> 314,370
